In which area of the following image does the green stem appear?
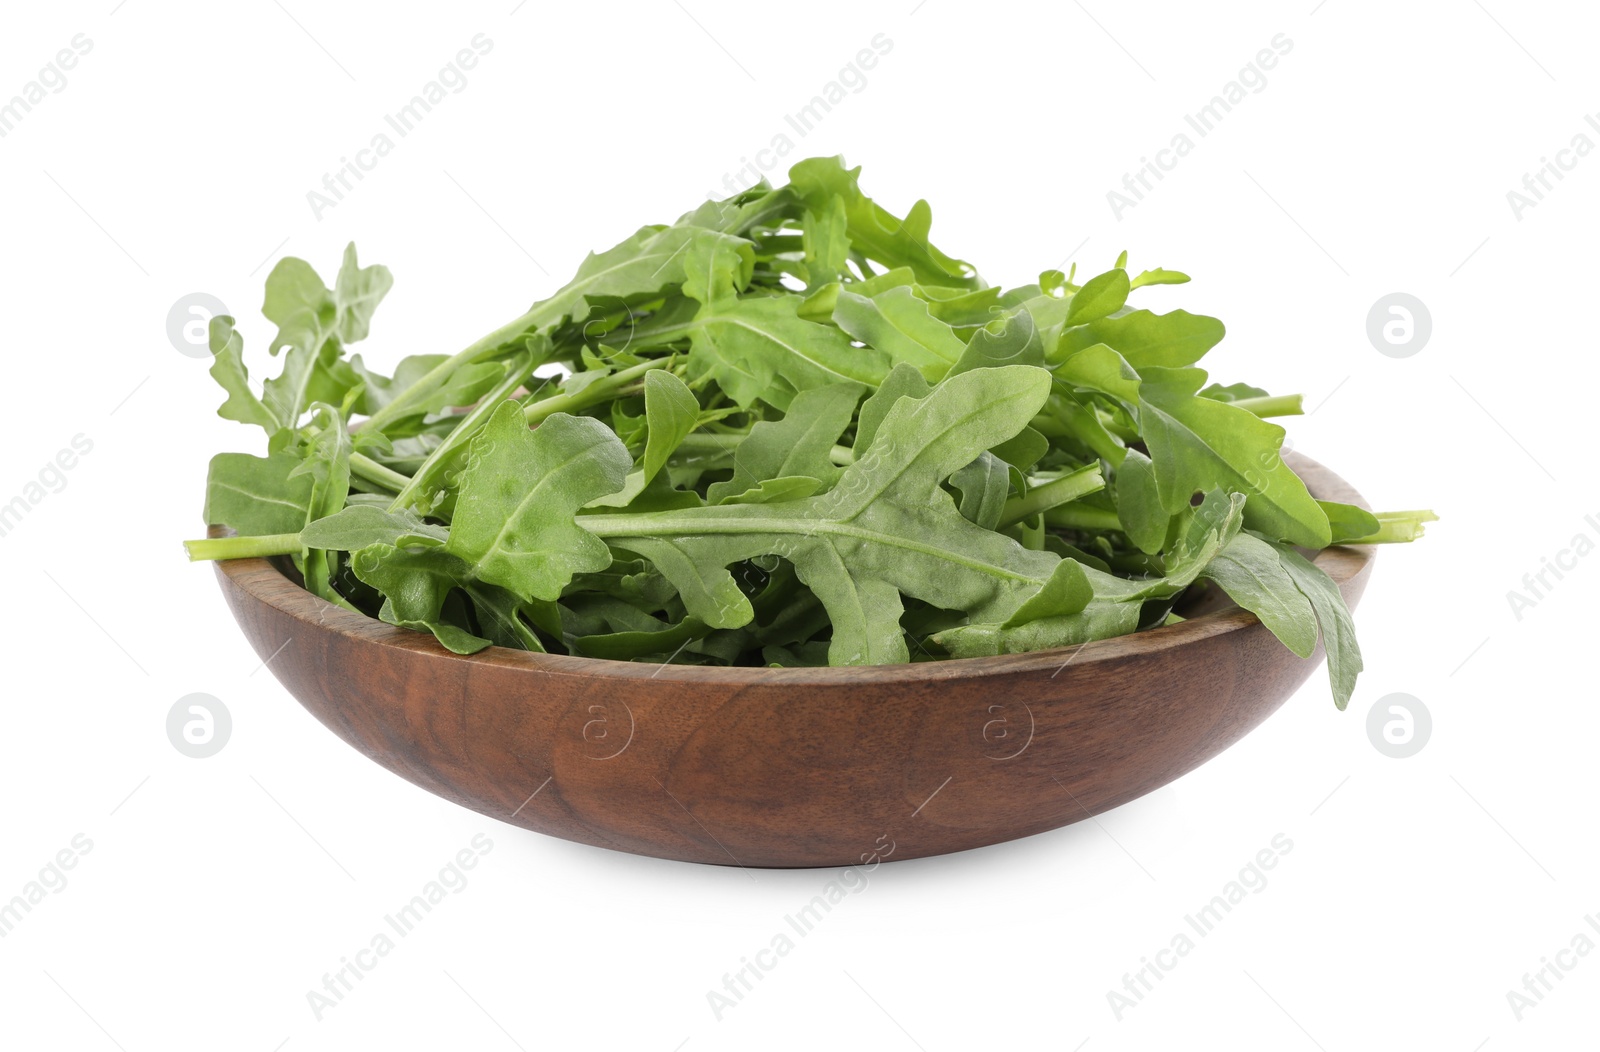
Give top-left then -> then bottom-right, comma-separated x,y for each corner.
524,357 -> 672,426
184,533 -> 303,562
1230,393 -> 1303,418
349,452 -> 411,493
1042,505 -> 1123,532
675,432 -> 746,456
1348,509 -> 1438,544
389,351 -> 537,512
999,464 -> 1105,529
360,308 -> 555,437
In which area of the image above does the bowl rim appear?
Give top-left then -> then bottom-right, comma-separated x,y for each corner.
212,451 -> 1374,685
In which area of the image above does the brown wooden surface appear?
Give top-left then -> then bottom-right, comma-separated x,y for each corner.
212,452 -> 1375,869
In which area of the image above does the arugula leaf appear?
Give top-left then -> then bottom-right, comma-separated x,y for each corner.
1138,368 -> 1331,548
641,369 -> 702,485
1273,542 -> 1363,710
289,404 -> 353,604
351,544 -> 491,654
936,491 -> 1245,656
589,366 -> 1060,663
832,285 -> 965,379
300,505 -> 448,551
207,316 -> 279,434
1064,267 -> 1131,327
683,262 -> 884,408
705,381 -> 862,503
1056,308 -> 1225,370
1199,531 -> 1319,658
203,450 -> 312,537
446,402 -> 631,601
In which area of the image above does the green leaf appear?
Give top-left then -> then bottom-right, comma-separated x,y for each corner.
1199,531 -> 1319,658
388,349 -> 538,514
260,257 -> 337,426
641,369 -> 701,485
949,310 -> 1045,376
1200,381 -> 1270,403
1319,500 -> 1382,544
446,402 -> 632,601
1057,343 -> 1143,403
207,316 -> 279,434
1273,542 -> 1363,709
300,505 -> 448,551
705,381 -> 863,503
332,242 -> 394,344
832,285 -> 966,378
1001,558 -> 1093,627
1139,368 -> 1331,548
801,195 -> 849,285
1064,268 -> 1131,326
289,404 -> 353,603
351,544 -> 491,654
936,491 -> 1245,656
1113,448 -> 1169,555
531,224 -> 753,331
1058,308 -> 1225,370
684,286 -> 884,410
950,453 -> 1011,529
786,156 -> 977,288
203,450 -> 312,535
588,366 -> 1060,664
717,476 -> 822,505
853,363 -> 930,455
1130,267 -> 1190,289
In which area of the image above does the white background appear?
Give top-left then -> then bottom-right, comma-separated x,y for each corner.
1,1 -> 1594,1048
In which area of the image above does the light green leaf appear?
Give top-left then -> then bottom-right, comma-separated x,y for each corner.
1199,532 -> 1318,658
1065,268 -> 1130,326
207,316 -> 279,434
332,242 -> 393,344
1319,500 -> 1382,544
936,491 -> 1245,656
641,369 -> 701,485
1273,542 -> 1363,709
705,381 -> 863,503
684,286 -> 883,410
1058,308 -> 1225,370
447,403 -> 632,601
1139,368 -> 1331,548
833,285 -> 965,378
801,195 -> 849,284
949,309 -> 1045,376
588,366 -> 1060,664
1113,448 -> 1169,555
301,505 -> 448,551
203,450 -> 312,536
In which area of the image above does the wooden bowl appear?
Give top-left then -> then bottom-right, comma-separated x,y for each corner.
213,452 -> 1374,869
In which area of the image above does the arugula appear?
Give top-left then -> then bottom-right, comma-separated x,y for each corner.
185,156 -> 1432,708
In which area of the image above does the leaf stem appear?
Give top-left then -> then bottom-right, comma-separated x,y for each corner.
524,357 -> 673,426
183,533 -> 303,562
389,351 -> 537,512
1230,393 -> 1303,418
1346,509 -> 1438,544
999,464 -> 1105,529
349,452 -> 411,493
360,310 -> 553,436
1042,504 -> 1123,532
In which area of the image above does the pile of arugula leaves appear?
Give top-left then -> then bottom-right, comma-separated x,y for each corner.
186,157 -> 1433,708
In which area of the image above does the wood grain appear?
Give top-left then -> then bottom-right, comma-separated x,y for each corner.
212,452 -> 1375,868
